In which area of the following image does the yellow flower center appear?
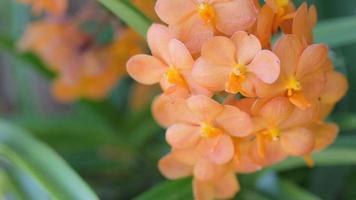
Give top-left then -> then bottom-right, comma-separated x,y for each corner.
268,127 -> 280,141
198,2 -> 215,24
275,0 -> 289,8
165,66 -> 188,88
225,63 -> 247,94
200,123 -> 223,138
286,76 -> 302,97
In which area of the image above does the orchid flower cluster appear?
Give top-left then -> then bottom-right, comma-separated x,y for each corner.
127,0 -> 348,199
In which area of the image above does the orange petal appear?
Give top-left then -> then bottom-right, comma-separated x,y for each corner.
147,24 -> 175,63
273,34 -> 304,76
187,95 -> 224,122
201,36 -> 236,66
280,127 -> 315,156
214,0 -> 258,35
192,58 -> 230,92
293,3 -> 313,44
296,44 -> 328,78
216,105 -> 253,137
154,0 -> 195,24
214,172 -> 240,199
281,105 -> 316,129
193,178 -> 215,200
321,71 -> 348,104
173,148 -> 200,165
181,70 -> 213,96
152,88 -> 198,127
300,70 -> 326,102
126,54 -> 167,85
168,39 -> 194,70
172,14 -> 214,54
166,123 -> 200,149
248,50 -> 280,84
255,5 -> 274,48
289,91 -> 312,110
231,31 -> 261,65
311,123 -> 339,151
51,79 -> 80,102
308,5 -> 318,29
249,138 -> 287,166
194,159 -> 219,181
205,135 -> 234,164
158,153 -> 193,179
259,97 -> 294,125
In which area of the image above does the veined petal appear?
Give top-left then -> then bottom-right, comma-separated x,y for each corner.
214,0 -> 258,35
126,54 -> 166,85
296,44 -> 328,78
320,71 -> 348,104
187,95 -> 224,122
166,123 -> 201,149
280,127 -> 315,156
205,134 -> 234,164
248,50 -> 280,84
231,31 -> 261,65
201,36 -> 236,66
172,14 -> 214,54
147,24 -> 175,63
216,105 -> 253,137
273,34 -> 304,76
169,39 -> 194,70
192,58 -> 231,92
154,0 -> 196,24
158,153 -> 193,179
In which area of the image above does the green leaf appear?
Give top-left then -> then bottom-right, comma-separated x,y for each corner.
98,0 -> 152,38
0,120 -> 99,200
134,178 -> 193,200
315,16 -> 356,47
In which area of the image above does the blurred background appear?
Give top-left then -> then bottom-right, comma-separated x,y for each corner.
0,0 -> 355,199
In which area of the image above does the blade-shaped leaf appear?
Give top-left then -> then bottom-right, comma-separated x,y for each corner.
0,120 -> 99,200
98,0 -> 152,37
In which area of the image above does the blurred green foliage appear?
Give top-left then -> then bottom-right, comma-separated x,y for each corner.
0,0 -> 356,200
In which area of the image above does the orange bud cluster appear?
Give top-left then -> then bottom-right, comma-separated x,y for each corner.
127,0 -> 348,199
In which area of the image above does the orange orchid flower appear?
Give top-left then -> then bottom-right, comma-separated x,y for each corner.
127,24 -> 210,96
164,95 -> 253,165
18,0 -> 68,16
248,97 -> 318,166
254,34 -> 329,110
192,31 -> 280,96
155,0 -> 258,53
